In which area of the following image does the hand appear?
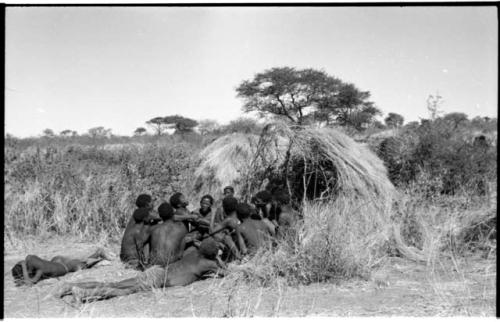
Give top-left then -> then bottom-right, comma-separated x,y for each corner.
224,218 -> 238,229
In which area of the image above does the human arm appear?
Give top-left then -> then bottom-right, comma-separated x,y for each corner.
135,226 -> 152,267
21,260 -> 43,285
234,227 -> 248,256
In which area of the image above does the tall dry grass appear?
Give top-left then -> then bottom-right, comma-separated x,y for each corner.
5,141 -> 200,243
227,195 -> 391,286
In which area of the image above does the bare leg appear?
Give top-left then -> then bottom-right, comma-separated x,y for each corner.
71,285 -> 143,302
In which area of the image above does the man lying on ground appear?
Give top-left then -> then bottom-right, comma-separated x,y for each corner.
12,248 -> 114,286
56,238 -> 225,302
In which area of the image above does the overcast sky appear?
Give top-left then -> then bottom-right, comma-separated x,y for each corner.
5,6 -> 498,137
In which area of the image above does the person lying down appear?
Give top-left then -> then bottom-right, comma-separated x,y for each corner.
56,238 -> 225,302
11,248 -> 114,286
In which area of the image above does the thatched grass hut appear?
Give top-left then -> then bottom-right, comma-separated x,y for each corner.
192,122 -> 395,210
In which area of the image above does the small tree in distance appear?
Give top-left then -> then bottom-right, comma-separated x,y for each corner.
163,115 -> 198,133
42,128 -> 55,137
60,129 -> 73,137
134,127 -> 147,136
146,117 -> 168,136
384,112 -> 405,128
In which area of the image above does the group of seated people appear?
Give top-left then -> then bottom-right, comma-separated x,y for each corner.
11,186 -> 298,303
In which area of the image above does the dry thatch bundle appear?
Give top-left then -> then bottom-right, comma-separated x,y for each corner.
192,133 -> 260,197
193,121 -> 395,210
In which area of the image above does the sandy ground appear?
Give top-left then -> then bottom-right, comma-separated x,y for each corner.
3,236 -> 496,317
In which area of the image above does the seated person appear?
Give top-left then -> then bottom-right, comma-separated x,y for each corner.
210,196 -> 244,262
138,203 -> 189,267
235,203 -> 275,255
120,194 -> 159,269
252,190 -> 277,235
169,192 -> 200,225
191,194 -> 215,235
210,186 -> 235,231
57,238 -> 225,302
273,189 -> 299,232
12,248 -> 113,286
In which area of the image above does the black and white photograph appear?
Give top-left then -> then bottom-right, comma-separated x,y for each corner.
4,4 -> 497,317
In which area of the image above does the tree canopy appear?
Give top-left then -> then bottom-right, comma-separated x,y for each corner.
163,115 -> 198,133
236,67 -> 380,129
384,113 -> 405,128
134,127 -> 147,136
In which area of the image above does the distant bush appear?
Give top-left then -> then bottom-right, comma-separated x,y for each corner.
5,140 -> 200,240
376,117 -> 497,196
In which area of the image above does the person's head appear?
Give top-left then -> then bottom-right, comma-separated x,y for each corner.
222,196 -> 238,215
133,208 -> 151,223
223,186 -> 235,198
273,189 -> 291,206
253,190 -> 273,218
199,237 -> 220,260
12,261 -> 33,286
200,194 -> 214,213
136,194 -> 153,209
170,192 -> 188,209
236,203 -> 252,221
158,202 -> 174,221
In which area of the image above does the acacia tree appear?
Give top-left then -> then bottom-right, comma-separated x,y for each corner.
384,112 -> 405,128
60,129 -> 73,137
163,115 -> 198,133
236,67 -> 379,127
146,117 -> 168,136
134,127 -> 147,136
42,128 -> 55,137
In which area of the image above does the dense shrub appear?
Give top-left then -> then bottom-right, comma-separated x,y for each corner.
376,117 -> 497,196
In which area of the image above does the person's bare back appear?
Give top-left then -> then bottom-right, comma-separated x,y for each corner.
236,203 -> 274,254
120,194 -> 156,268
149,220 -> 188,266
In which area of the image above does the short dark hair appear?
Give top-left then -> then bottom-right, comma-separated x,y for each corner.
199,238 -> 219,259
11,262 -> 24,284
136,194 -> 152,208
169,192 -> 184,209
255,190 -> 272,203
236,203 -> 252,220
273,189 -> 290,205
158,203 -> 174,221
223,186 -> 234,194
132,208 -> 150,223
201,194 -> 214,205
222,196 -> 238,214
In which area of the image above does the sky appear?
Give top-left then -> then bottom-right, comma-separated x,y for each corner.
5,6 -> 498,137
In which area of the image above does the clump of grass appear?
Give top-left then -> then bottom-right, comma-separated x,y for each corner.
229,196 -> 391,286
390,181 -> 497,263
